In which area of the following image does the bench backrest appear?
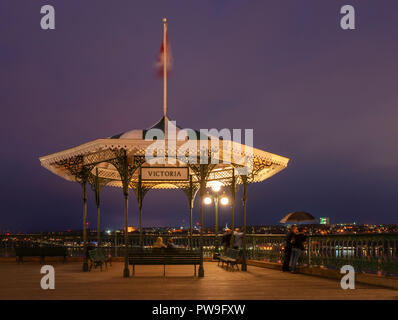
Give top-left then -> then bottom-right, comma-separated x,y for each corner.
88,249 -> 101,261
128,249 -> 200,264
97,249 -> 108,260
42,247 -> 67,256
128,247 -> 189,253
15,247 -> 42,256
15,246 -> 67,257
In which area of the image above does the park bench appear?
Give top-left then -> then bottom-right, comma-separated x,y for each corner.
218,248 -> 240,271
128,248 -> 201,277
15,246 -> 67,263
88,248 -> 111,271
97,248 -> 112,267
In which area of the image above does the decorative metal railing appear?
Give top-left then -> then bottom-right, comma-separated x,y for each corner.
307,234 -> 398,275
1,233 -> 397,275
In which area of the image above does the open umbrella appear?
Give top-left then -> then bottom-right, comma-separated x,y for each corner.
280,211 -> 316,224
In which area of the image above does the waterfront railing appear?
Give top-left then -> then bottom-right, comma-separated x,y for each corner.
1,233 -> 397,275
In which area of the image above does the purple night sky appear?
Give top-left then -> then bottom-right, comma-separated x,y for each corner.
1,1 -> 398,232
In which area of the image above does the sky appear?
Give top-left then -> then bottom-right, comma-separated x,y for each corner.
1,1 -> 398,232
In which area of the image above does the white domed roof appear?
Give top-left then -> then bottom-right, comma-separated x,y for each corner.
117,129 -> 143,139
109,116 -> 205,140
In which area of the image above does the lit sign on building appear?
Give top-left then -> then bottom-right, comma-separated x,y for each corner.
320,217 -> 330,225
141,167 -> 189,181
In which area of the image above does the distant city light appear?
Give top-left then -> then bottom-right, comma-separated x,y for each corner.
127,226 -> 136,232
320,217 -> 330,225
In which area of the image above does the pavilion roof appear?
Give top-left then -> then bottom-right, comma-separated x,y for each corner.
39,116 -> 289,190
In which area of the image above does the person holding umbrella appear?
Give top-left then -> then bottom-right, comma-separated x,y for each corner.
282,225 -> 297,272
290,227 -> 307,273
280,211 -> 315,272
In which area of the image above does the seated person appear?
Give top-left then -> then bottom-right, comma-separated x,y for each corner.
153,237 -> 167,248
166,238 -> 179,249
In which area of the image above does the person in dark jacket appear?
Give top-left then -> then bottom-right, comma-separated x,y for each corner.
232,228 -> 244,249
282,225 -> 297,272
289,227 -> 307,273
221,229 -> 232,253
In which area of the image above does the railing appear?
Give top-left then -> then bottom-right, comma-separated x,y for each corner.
1,233 -> 398,275
247,234 -> 398,276
307,234 -> 398,275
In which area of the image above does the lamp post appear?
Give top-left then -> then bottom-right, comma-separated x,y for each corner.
204,182 -> 229,257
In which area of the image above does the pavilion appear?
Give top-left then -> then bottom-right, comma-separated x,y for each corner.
38,19 -> 290,277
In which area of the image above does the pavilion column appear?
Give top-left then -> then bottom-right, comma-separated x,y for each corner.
230,169 -> 236,232
189,201 -> 193,249
108,149 -> 137,278
81,180 -> 89,272
182,174 -> 198,250
96,200 -> 100,245
123,189 -> 129,277
188,175 -> 195,249
94,168 -> 101,246
241,175 -> 248,271
138,172 -> 143,247
90,168 -> 111,247
198,165 -> 207,278
114,150 -> 133,278
111,152 -> 144,278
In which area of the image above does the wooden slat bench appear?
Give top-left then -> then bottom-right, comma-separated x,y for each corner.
15,246 -> 68,263
218,248 -> 240,271
88,248 -> 111,271
128,248 -> 201,277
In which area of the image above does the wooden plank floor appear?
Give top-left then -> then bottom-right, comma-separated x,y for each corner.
0,261 -> 397,300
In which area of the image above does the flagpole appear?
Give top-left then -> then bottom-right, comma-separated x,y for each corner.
163,18 -> 167,118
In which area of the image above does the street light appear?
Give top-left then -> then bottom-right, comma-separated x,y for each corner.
204,197 -> 212,205
205,193 -> 228,206
203,191 -> 229,235
220,197 -> 229,206
204,183 -> 229,257
210,181 -> 223,193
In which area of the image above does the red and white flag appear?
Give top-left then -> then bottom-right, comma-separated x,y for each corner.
155,29 -> 173,78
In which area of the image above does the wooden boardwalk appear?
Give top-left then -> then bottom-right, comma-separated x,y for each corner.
0,261 -> 397,300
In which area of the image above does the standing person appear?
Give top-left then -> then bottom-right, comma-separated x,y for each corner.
232,227 -> 244,250
221,229 -> 232,253
282,225 -> 297,272
290,227 -> 307,273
